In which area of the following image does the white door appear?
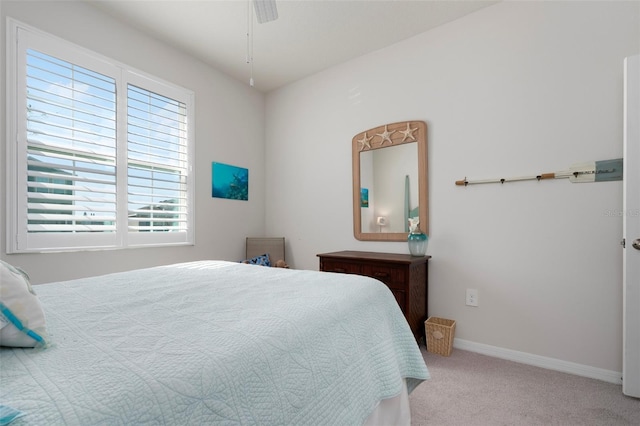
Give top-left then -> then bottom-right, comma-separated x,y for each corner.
623,54 -> 640,398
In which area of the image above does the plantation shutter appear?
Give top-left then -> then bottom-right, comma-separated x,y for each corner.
126,84 -> 188,235
9,21 -> 194,253
25,49 -> 117,234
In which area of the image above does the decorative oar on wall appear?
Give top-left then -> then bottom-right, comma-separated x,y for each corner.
455,159 -> 623,186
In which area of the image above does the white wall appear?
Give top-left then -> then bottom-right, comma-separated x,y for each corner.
265,1 -> 639,373
0,1 -> 266,283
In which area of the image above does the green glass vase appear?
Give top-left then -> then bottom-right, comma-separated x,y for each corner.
408,226 -> 428,256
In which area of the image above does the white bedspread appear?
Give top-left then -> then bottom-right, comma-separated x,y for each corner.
0,261 -> 429,425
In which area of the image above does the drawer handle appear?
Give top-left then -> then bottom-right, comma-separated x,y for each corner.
332,268 -> 347,273
373,272 -> 389,278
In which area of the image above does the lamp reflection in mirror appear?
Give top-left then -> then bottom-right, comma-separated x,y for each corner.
376,216 -> 388,233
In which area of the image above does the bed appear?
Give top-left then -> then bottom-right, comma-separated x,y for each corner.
0,260 -> 429,425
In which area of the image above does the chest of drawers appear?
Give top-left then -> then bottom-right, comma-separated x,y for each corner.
317,250 -> 430,341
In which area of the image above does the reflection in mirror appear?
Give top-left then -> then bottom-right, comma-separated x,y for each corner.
360,143 -> 418,233
352,121 -> 428,241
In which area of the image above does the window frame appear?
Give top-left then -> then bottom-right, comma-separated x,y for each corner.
6,19 -> 195,253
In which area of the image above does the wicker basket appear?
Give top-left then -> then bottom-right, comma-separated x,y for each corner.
425,317 -> 456,357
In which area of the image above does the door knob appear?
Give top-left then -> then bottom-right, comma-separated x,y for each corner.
633,239 -> 640,250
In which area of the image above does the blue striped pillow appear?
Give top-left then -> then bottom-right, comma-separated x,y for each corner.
0,261 -> 48,348
241,253 -> 271,267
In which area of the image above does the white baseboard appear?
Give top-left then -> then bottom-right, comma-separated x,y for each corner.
453,338 -> 622,385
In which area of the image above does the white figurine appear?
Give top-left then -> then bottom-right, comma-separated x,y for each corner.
408,217 -> 420,233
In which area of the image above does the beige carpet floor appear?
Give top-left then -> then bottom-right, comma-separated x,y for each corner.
409,347 -> 640,425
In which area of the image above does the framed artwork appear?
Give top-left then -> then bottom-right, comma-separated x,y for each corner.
212,162 -> 249,201
360,188 -> 369,208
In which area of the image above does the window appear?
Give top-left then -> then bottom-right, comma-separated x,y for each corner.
6,20 -> 194,253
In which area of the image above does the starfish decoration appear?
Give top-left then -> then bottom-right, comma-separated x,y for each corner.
357,132 -> 373,151
376,125 -> 395,146
399,122 -> 418,142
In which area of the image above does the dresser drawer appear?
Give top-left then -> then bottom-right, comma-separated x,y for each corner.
362,264 -> 407,290
320,259 -> 362,274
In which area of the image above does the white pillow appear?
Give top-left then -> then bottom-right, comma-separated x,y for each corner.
0,260 -> 48,347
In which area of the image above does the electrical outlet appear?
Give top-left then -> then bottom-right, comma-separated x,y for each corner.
466,289 -> 478,307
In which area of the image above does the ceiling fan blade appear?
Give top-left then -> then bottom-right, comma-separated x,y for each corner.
253,0 -> 278,24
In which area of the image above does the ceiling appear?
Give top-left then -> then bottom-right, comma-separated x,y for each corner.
86,0 -> 498,92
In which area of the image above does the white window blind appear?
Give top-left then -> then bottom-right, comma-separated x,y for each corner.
7,20 -> 194,253
26,49 -> 118,234
127,85 -> 188,234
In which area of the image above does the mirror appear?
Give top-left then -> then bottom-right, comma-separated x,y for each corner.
352,121 -> 428,241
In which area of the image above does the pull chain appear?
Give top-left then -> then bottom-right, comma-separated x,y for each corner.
246,0 -> 254,87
